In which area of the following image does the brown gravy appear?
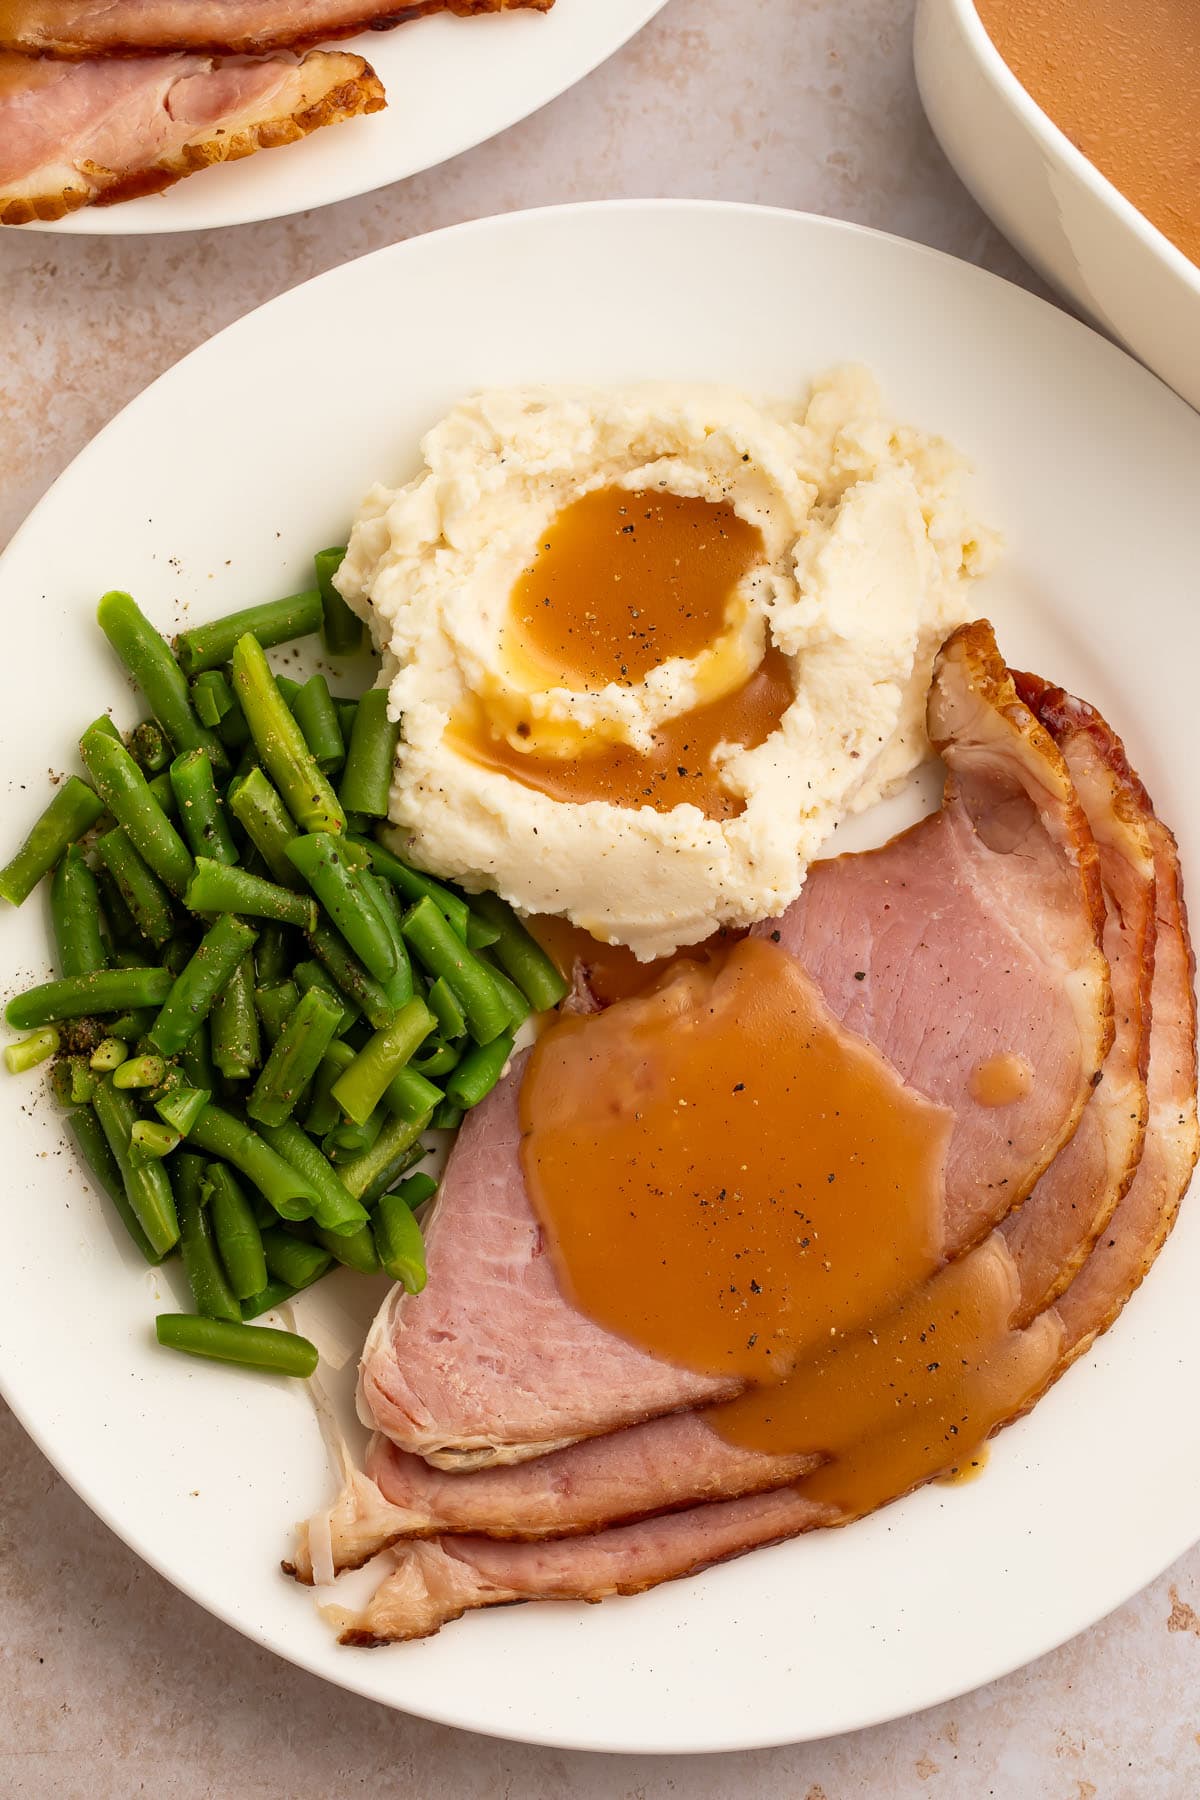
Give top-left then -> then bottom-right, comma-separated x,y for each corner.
525,914 -> 726,1005
976,0 -> 1200,267
969,1052 -> 1034,1107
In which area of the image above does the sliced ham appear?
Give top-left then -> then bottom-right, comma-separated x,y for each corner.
0,0 -> 551,59
357,620 -> 1112,1469
0,47 -> 383,223
331,751 -> 1197,1645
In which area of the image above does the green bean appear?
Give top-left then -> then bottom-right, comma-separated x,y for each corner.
303,1039 -> 356,1136
112,1054 -> 167,1089
286,833 -> 396,981
210,953 -> 260,1081
94,831 -> 175,946
6,965 -> 171,1030
174,1153 -> 239,1321
401,896 -> 510,1045
107,1008 -> 155,1042
89,1036 -> 127,1072
330,998 -> 435,1127
239,1279 -> 303,1319
161,934 -> 197,977
382,1063 -> 444,1123
175,591 -> 324,677
50,846 -> 107,978
335,698 -> 358,745
261,1226 -> 333,1293
426,976 -> 466,1042
183,858 -> 314,931
476,957 -> 532,1033
3,1027 -> 59,1073
306,920 -> 397,1031
255,980 -> 299,1046
337,1109 -> 431,1204
0,777 -> 106,908
470,892 -> 568,1011
154,1084 -> 210,1136
254,922 -> 290,987
97,591 -> 229,773
310,1218 -> 379,1273
69,1105 -> 159,1263
312,545 -> 360,655
275,674 -> 301,709
204,1164 -> 268,1301
191,670 -> 233,730
93,862 -> 140,951
178,1020 -> 216,1092
184,1103 -> 319,1222
323,1110 -> 383,1161
128,720 -> 171,775
410,1039 -> 460,1080
292,674 -> 345,773
364,839 -> 470,939
145,913 -> 259,1057
57,1056 -> 97,1105
373,1190 -> 427,1293
147,770 -> 179,819
433,1099 -> 464,1132
230,634 -> 345,836
130,1119 -> 180,1158
465,913 -> 501,950
394,1171 -> 438,1210
155,1312 -> 318,1378
169,750 -> 237,865
247,986 -> 342,1128
256,1119 -> 369,1236
360,868 -> 414,1008
79,725 -> 194,898
85,714 -> 121,741
339,687 -> 398,818
293,959 -> 357,1036
91,1077 -> 180,1256
226,766 -> 303,888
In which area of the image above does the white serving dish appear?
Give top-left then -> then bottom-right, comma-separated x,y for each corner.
914,0 -> 1200,412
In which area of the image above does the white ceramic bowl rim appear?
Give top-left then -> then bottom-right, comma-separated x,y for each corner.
951,0 -> 1200,296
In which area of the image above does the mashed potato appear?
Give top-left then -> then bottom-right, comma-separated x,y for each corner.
337,368 -> 996,960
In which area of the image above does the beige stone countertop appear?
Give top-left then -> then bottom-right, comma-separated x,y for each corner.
3,0 -> 1200,1791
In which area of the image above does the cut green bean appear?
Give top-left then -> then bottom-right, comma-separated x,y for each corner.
184,1103 -> 319,1222
161,934 -> 197,976
394,1171 -> 438,1210
178,1020 -> 216,1092
359,868 -> 413,1008
364,839 -> 470,939
239,1280 -> 301,1319
275,673 -> 301,708
95,830 -> 175,946
306,920 -> 396,1031
401,895 -> 510,1045
247,986 -> 342,1128
337,1108 -> 430,1204
3,1027 -> 59,1073
303,1039 -> 356,1136
146,913 -> 259,1057
312,1219 -> 380,1273
175,592 -> 324,678
210,953 -> 260,1081
6,965 -> 172,1030
330,997 -> 434,1127
92,1076 -> 179,1256
230,634 -> 345,836
191,670 -> 233,729
154,1084 -> 210,1136
93,862 -> 140,950
89,1036 -> 128,1072
293,959 -> 357,1036
323,1110 -> 383,1161
106,1008 -> 155,1042
256,1119 -> 369,1235
465,913 -> 501,950
410,1039 -> 460,1080
339,687 -> 399,818
147,771 -> 179,818
51,846 -> 107,978
184,857 -> 315,930
314,546 -> 361,655
128,720 -> 171,775
130,1119 -> 180,1158
444,1033 -> 514,1109
383,1063 -> 444,1123
204,1164 -> 268,1301
97,591 -> 229,773
470,891 -> 569,1011
254,922 -> 290,987
170,749 -> 238,865
477,957 -> 532,1033
255,980 -> 299,1046
69,1105 -> 160,1263
373,1190 -> 428,1294
292,674 -> 345,772
0,776 -> 106,908
226,766 -> 303,887
286,833 -> 396,982
261,1226 -> 332,1292
79,724 -> 194,897
335,698 -> 358,744
433,1099 -> 464,1131
175,1153 -> 240,1322
112,1054 -> 166,1089
426,976 -> 466,1042
60,1056 -> 97,1105
155,1313 -> 318,1379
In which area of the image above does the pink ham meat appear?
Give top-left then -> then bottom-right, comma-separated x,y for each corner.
0,47 -> 383,223
358,620 -> 1112,1470
329,788 -> 1198,1646
0,0 -> 552,58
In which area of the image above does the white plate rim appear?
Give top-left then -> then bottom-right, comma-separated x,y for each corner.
1,199 -> 1199,1754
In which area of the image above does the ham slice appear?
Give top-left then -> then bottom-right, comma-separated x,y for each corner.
357,620 -> 1112,1469
0,0 -> 551,59
0,47 -> 383,223
329,762 -> 1197,1644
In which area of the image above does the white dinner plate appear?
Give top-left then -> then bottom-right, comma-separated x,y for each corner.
27,0 -> 666,235
1,202 -> 1199,1753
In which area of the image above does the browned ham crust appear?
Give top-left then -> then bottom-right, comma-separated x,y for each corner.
0,47 -> 384,224
0,0 -> 551,59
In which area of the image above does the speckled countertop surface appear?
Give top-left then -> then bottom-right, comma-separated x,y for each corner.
3,0 -> 1200,1791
